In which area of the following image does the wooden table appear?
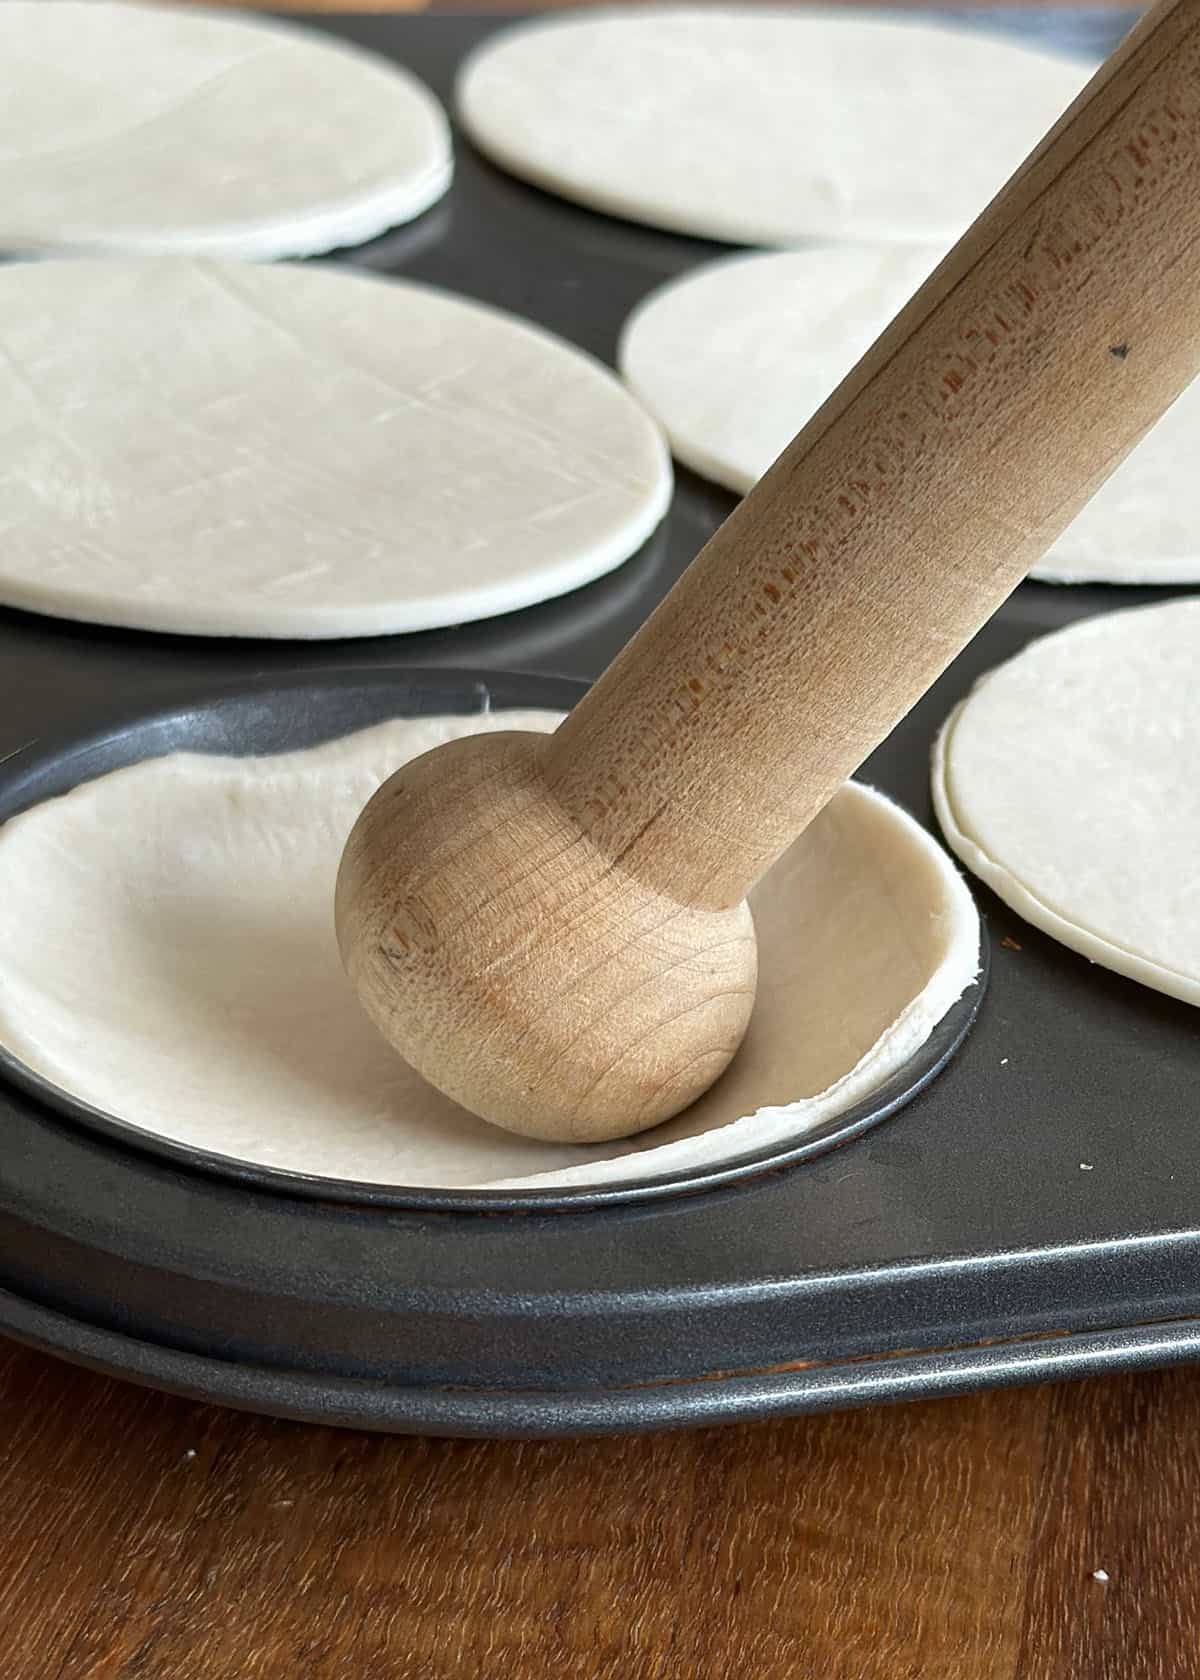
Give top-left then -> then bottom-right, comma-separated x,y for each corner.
8,1 -> 1185,1674
1,1338 -> 1196,1677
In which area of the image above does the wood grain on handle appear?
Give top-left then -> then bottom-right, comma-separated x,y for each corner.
545,0 -> 1200,910
339,0 -> 1200,1140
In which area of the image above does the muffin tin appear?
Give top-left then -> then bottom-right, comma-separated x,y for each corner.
5,8 -> 1199,1439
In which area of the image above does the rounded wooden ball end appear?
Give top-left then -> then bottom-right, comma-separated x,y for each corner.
335,730 -> 757,1143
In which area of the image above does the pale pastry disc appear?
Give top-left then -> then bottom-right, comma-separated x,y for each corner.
0,1 -> 452,258
457,9 -> 1092,248
621,246 -> 1200,585
1029,382 -> 1200,584
619,247 -> 941,494
0,711 -> 980,1192
934,599 -> 1200,1005
0,259 -> 672,638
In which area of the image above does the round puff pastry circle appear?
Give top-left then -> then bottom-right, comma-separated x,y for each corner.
0,712 -> 980,1192
1030,380 -> 1200,584
621,247 -> 1200,585
0,259 -> 671,638
0,1 -> 452,258
457,8 -> 1092,247
620,246 -> 941,494
934,599 -> 1200,1005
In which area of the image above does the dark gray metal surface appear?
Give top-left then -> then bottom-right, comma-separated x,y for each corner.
2,9 -> 1197,1438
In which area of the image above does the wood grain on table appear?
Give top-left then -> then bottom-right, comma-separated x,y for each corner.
1,1338 -> 1197,1678
5,1 -> 1179,1675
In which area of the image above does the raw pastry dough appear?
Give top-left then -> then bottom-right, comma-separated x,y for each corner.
620,247 -> 940,494
1028,387 -> 1200,584
934,599 -> 1200,1004
458,9 -> 1092,247
0,1 -> 452,258
0,711 -> 980,1191
621,248 -> 1200,584
0,259 -> 671,638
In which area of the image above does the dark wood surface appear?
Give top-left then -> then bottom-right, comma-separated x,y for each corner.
6,2 -> 1181,1675
1,1336 -> 1196,1678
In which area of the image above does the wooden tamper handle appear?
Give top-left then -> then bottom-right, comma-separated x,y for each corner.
338,0 -> 1200,1142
